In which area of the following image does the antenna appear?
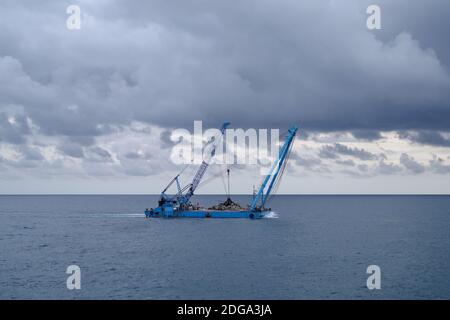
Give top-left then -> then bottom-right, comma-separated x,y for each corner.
227,168 -> 230,200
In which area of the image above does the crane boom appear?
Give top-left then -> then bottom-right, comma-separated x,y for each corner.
250,126 -> 297,211
186,122 -> 230,201
159,122 -> 229,208
183,122 -> 229,202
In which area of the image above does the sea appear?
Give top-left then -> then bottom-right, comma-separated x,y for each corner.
0,195 -> 449,299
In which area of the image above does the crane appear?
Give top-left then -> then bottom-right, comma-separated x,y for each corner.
154,122 -> 230,216
250,126 -> 297,211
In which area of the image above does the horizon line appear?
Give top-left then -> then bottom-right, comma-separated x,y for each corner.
0,193 -> 449,196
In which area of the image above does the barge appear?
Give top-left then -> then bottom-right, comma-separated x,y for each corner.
145,123 -> 297,219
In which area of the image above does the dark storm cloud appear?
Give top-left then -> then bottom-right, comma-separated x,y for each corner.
375,0 -> 450,69
399,131 -> 450,147
88,0 -> 450,131
319,143 -> 378,161
1,0 -> 450,150
351,130 -> 382,141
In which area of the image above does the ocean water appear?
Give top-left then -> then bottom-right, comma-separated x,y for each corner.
0,195 -> 449,300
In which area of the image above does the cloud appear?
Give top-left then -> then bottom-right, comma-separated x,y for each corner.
123,151 -> 144,159
351,130 -> 382,141
293,155 -> 322,168
376,159 -> 403,175
336,159 -> 356,167
429,155 -> 450,174
400,153 -> 425,174
374,0 -> 450,69
400,131 -> 450,147
318,145 -> 339,160
319,143 -> 378,161
0,112 -> 31,145
86,146 -> 112,162
160,130 -> 176,149
1,145 -> 48,170
20,146 -> 45,161
357,164 -> 369,173
57,142 -> 85,158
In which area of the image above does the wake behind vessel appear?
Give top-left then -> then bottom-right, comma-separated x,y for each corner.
145,123 -> 297,219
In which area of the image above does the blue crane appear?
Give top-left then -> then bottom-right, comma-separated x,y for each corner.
250,126 -> 298,211
153,122 -> 230,216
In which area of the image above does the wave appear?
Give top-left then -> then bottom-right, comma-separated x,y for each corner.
90,213 -> 144,218
263,211 -> 279,219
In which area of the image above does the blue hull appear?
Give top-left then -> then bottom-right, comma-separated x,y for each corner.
145,209 -> 267,219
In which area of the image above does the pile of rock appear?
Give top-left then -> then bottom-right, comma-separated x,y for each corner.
208,197 -> 246,211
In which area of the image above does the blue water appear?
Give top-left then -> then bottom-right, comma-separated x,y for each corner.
0,195 -> 449,299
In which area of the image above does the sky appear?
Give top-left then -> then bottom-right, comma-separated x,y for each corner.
1,0 -> 450,194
